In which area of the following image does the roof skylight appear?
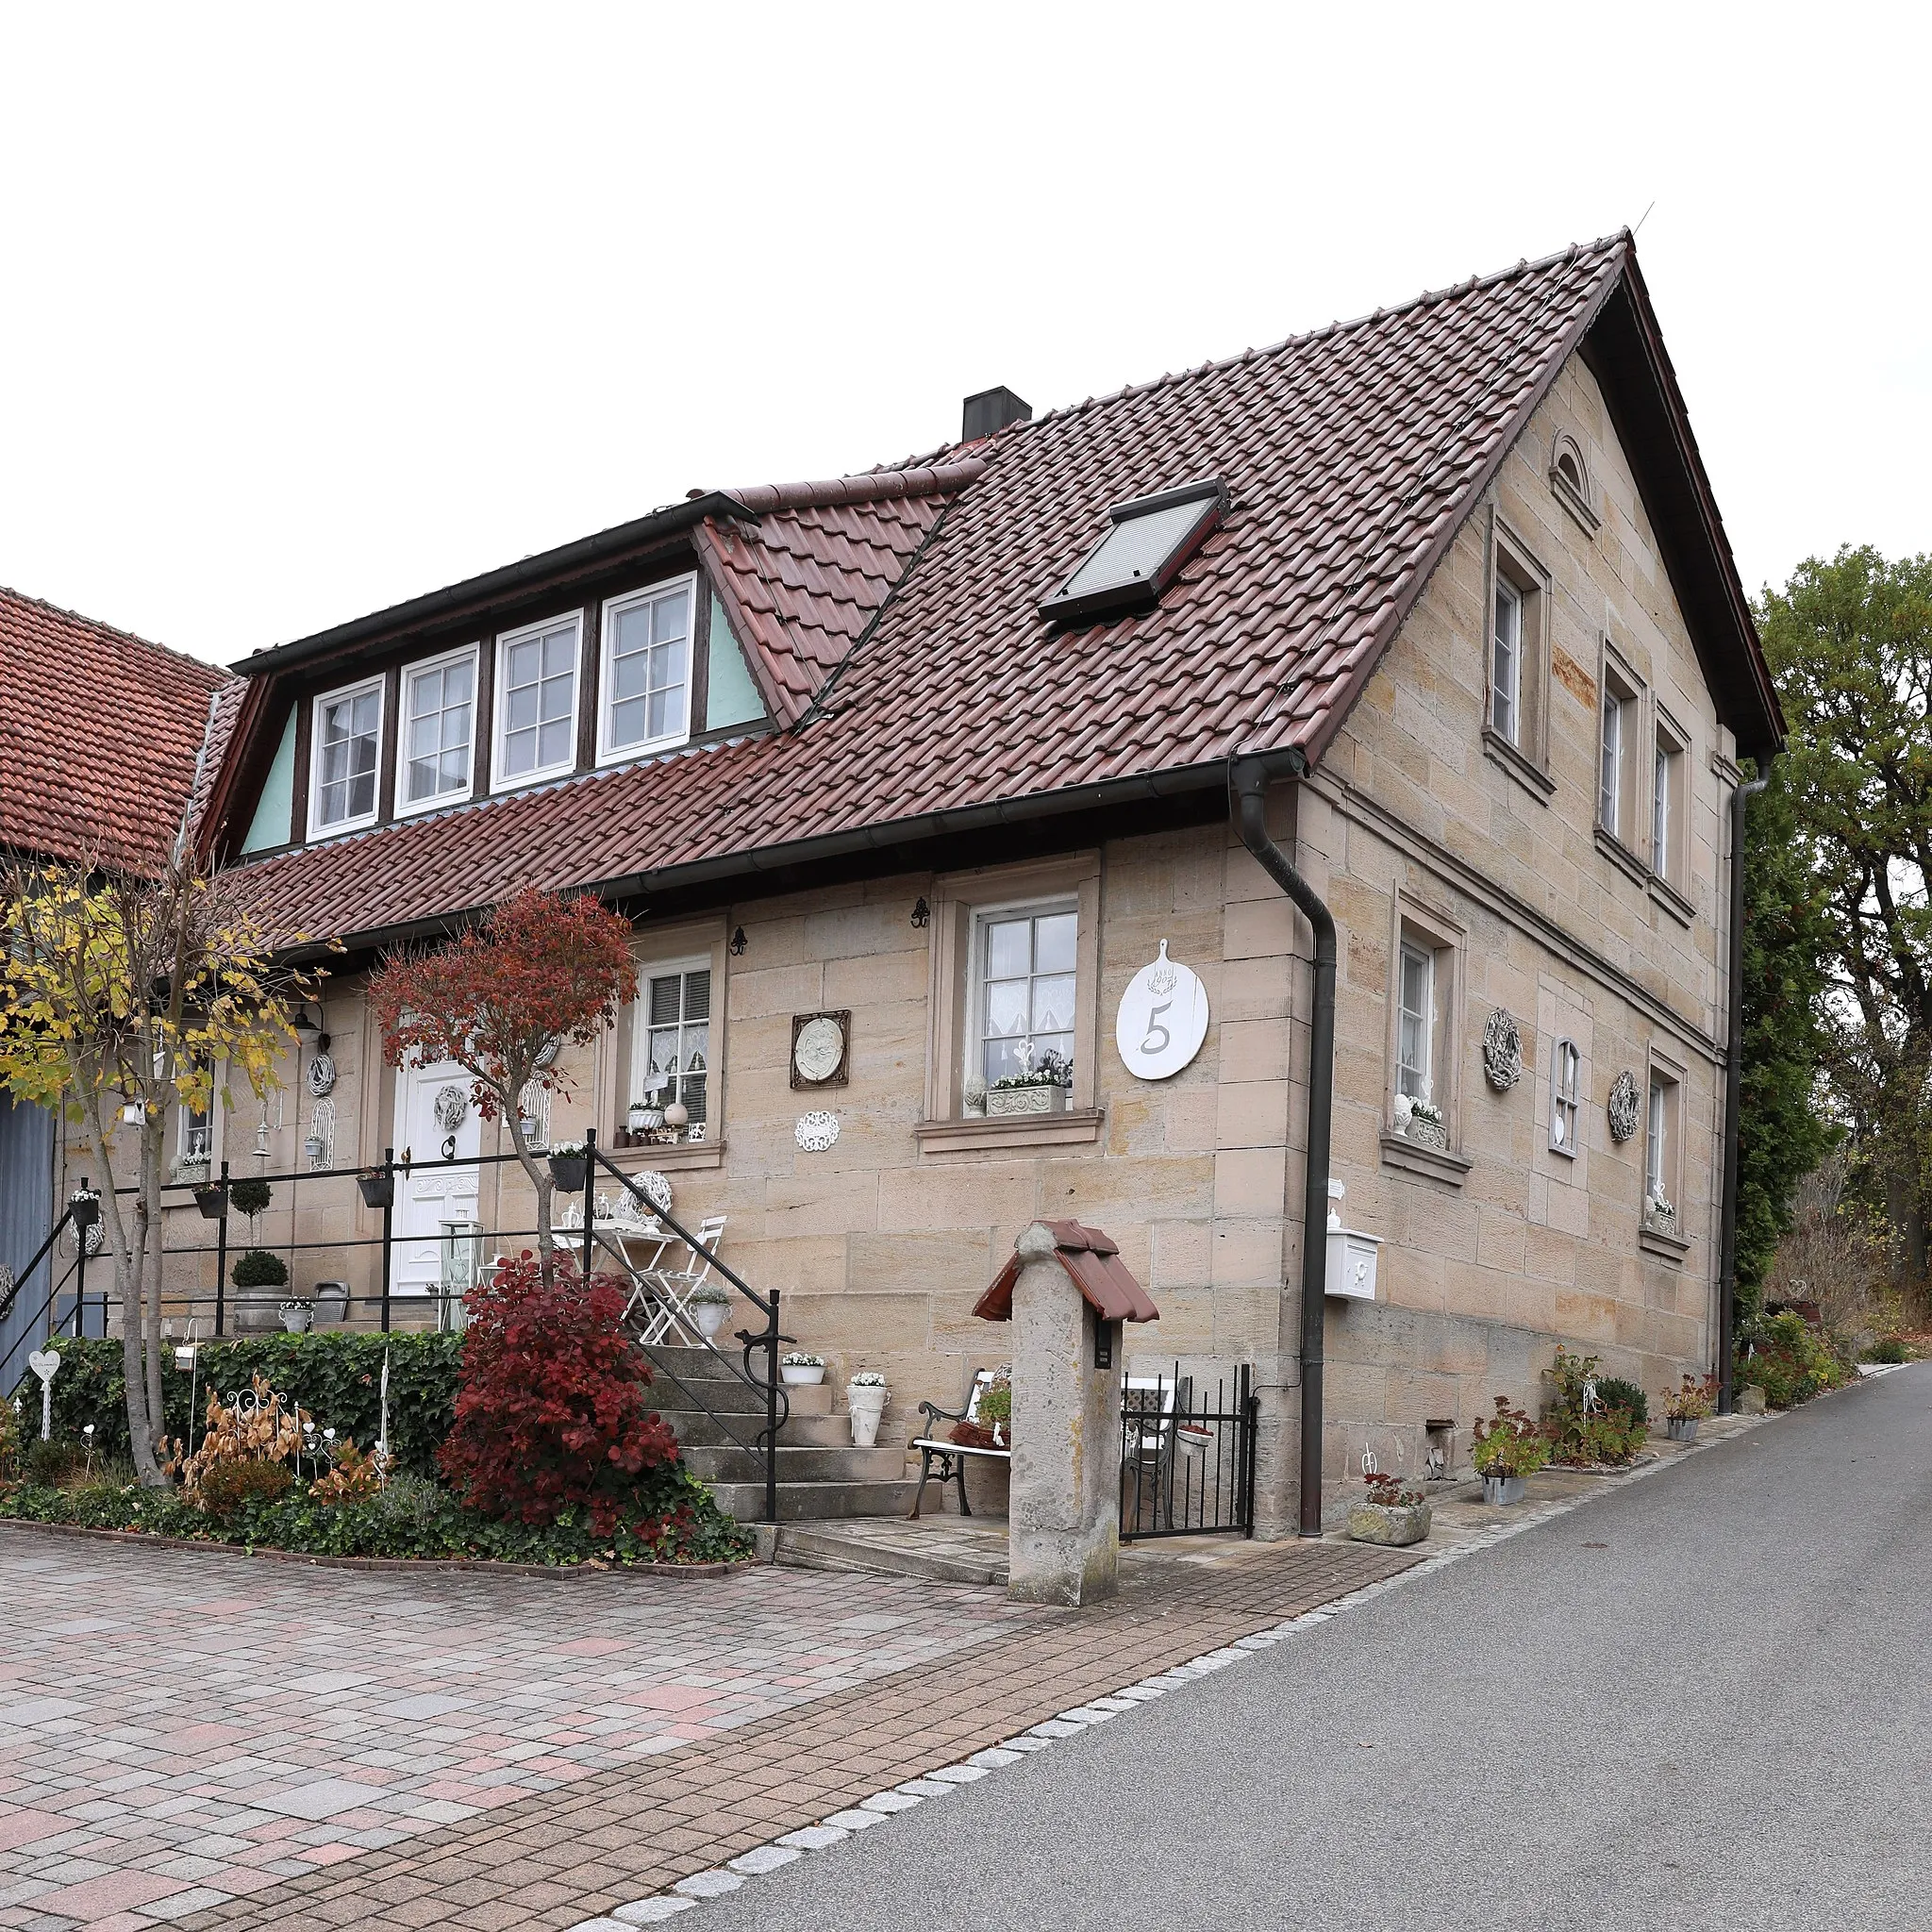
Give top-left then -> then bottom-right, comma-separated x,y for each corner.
1040,478 -> 1227,625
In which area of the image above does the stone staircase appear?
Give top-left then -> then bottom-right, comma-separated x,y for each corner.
641,1344 -> 918,1523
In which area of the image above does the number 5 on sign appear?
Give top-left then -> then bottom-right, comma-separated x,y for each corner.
1115,941 -> 1209,1080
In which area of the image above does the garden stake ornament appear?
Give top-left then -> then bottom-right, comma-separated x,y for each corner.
26,1347 -> 59,1441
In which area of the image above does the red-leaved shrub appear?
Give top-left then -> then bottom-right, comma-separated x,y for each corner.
438,1251 -> 679,1532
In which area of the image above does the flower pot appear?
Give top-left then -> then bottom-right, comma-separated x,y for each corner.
986,1084 -> 1065,1117
193,1185 -> 227,1222
690,1298 -> 730,1340
780,1362 -> 826,1386
1404,1115 -> 1449,1150
1347,1499 -> 1432,1547
1666,1416 -> 1699,1443
1481,1474 -> 1526,1506
67,1192 -> 101,1234
357,1174 -> 394,1208
549,1153 -> 588,1193
279,1307 -> 313,1334
1176,1426 -> 1214,1457
847,1384 -> 890,1448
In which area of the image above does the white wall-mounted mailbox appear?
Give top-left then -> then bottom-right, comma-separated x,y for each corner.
1324,1180 -> 1382,1301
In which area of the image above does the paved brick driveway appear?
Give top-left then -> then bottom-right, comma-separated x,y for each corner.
0,1527 -> 1413,1931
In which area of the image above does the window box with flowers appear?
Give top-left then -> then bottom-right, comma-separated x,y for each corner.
985,1042 -> 1074,1116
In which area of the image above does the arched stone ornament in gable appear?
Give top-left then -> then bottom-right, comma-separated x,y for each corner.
1115,941 -> 1209,1080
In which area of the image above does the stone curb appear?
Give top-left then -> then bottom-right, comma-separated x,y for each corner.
0,1516 -> 742,1579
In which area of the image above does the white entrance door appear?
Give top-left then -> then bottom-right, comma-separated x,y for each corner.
391,1060 -> 483,1303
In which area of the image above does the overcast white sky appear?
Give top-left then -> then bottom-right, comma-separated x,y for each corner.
2,4 -> 1925,667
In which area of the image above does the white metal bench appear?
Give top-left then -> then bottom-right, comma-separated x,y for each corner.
909,1367 -> 1010,1519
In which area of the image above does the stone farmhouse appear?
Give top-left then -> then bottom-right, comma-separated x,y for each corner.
31,233 -> 1783,1534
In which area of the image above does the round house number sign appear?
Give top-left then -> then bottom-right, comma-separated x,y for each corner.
1115,940 -> 1209,1081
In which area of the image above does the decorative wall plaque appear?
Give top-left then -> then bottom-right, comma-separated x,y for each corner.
791,1011 -> 851,1089
1481,1010 -> 1524,1091
1607,1069 -> 1640,1143
794,1109 -> 841,1153
1115,940 -> 1209,1080
306,1053 -> 337,1097
432,1085 -> 470,1134
633,1169 -> 674,1213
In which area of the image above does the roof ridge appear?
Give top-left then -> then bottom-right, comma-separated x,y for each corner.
0,581 -> 229,686
724,458 -> 985,517
920,233 -> 1632,461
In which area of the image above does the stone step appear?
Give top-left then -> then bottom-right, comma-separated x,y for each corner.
771,1520 -> 1009,1587
680,1443 -> 908,1485
643,1364 -> 833,1420
656,1407 -> 865,1452
706,1477 -> 921,1523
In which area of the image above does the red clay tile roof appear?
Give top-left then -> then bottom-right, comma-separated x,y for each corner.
696,462 -> 982,726
226,235 -> 1774,947
974,1221 -> 1160,1324
0,587 -> 227,869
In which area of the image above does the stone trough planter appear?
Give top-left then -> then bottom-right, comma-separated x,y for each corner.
1346,1499 -> 1431,1547
986,1084 -> 1067,1117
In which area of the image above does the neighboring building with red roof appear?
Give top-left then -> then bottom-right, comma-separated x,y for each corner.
0,589 -> 228,1388
149,234 -> 1779,1533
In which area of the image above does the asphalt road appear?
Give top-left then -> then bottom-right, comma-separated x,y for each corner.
698,1364 -> 1931,1930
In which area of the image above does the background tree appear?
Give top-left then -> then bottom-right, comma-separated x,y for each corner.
0,844 -> 315,1485
1757,545 -> 1932,1286
367,888 -> 636,1281
1734,754 -> 1836,1319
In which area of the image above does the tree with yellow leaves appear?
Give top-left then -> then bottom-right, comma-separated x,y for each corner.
0,844 -> 322,1486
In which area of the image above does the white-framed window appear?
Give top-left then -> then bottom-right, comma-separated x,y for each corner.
637,961 -> 711,1133
492,611 -> 581,789
1550,1038 -> 1581,1157
599,575 -> 696,765
1646,1072 -> 1671,1201
179,1095 -> 212,1164
1491,576 -> 1523,744
970,902 -> 1078,1089
398,645 -> 477,815
1397,941 -> 1434,1102
1599,671 -> 1638,841
308,675 -> 384,838
1652,715 -> 1686,885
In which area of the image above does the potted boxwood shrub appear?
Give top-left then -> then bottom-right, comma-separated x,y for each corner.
780,1351 -> 826,1387
1661,1372 -> 1718,1442
232,1248 -> 290,1294
686,1280 -> 732,1340
1470,1395 -> 1550,1504
228,1177 -> 273,1220
1347,1468 -> 1431,1547
548,1140 -> 588,1193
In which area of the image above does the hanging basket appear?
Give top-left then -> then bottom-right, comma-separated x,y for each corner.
357,1173 -> 394,1208
192,1186 -> 227,1222
548,1152 -> 588,1194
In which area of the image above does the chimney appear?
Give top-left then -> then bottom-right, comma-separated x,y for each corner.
962,386 -> 1031,442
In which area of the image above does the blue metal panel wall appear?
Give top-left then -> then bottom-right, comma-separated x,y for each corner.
0,1094 -> 56,1390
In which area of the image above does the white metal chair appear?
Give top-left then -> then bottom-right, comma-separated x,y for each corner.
636,1214 -> 729,1345
1120,1373 -> 1180,1534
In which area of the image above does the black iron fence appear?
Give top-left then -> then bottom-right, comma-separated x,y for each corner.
1120,1363 -> 1257,1540
1,1128 -> 791,1522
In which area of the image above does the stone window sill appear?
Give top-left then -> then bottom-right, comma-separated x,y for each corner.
1594,824 -> 1650,888
1482,727 -> 1555,805
608,1139 -> 725,1174
916,1109 -> 1105,1155
1648,874 -> 1694,928
1552,471 -> 1602,539
1379,1130 -> 1473,1188
1639,1223 -> 1690,1261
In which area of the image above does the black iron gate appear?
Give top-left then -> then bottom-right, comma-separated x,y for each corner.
1120,1362 -> 1257,1540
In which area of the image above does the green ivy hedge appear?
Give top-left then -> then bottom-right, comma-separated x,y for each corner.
13,1334 -> 463,1477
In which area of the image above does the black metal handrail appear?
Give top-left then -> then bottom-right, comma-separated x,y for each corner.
591,1132 -> 788,1524
0,1246 -> 90,1394
0,1204 -> 75,1334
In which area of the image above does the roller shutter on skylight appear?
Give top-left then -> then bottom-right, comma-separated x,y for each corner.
1040,478 -> 1227,625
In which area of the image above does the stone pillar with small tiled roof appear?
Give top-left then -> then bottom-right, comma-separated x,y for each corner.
974,1220 -> 1158,1606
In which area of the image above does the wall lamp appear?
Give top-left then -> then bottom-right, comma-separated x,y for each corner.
910,896 -> 930,929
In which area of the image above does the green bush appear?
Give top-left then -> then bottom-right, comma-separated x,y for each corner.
1544,1347 -> 1648,1466
1738,1311 -> 1854,1407
1859,1336 -> 1910,1365
1594,1377 -> 1650,1426
226,1178 -> 274,1218
1,1463 -> 752,1565
196,1457 -> 293,1516
12,1333 -> 464,1477
231,1249 -> 289,1290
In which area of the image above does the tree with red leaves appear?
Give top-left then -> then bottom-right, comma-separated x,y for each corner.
367,888 -> 636,1279
437,1250 -> 679,1532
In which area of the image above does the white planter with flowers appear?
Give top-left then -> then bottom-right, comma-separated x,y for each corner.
780,1352 -> 826,1387
847,1373 -> 890,1447
687,1282 -> 732,1341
